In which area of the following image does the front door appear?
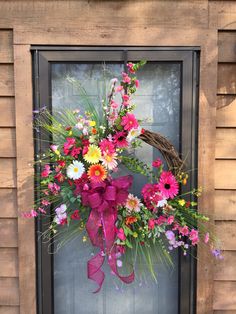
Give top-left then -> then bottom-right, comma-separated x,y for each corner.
33,48 -> 199,314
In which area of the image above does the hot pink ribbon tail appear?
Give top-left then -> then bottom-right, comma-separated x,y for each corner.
108,253 -> 135,284
87,252 -> 105,293
84,175 -> 135,291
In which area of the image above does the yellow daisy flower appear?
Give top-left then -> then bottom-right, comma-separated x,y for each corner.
83,145 -> 102,164
89,120 -> 96,127
178,199 -> 186,206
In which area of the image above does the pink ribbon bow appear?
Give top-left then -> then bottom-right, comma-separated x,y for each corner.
81,175 -> 135,292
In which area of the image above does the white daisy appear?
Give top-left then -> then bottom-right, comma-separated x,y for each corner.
127,126 -> 142,142
66,160 -> 85,180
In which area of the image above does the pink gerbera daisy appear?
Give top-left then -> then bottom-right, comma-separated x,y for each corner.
158,171 -> 179,199
113,131 -> 128,148
121,113 -> 139,131
101,152 -> 118,170
99,139 -> 115,154
125,193 -> 142,212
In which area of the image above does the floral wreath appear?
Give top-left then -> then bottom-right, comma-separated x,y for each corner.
24,61 -> 222,293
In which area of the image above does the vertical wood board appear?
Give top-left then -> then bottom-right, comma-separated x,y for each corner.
14,44 -> 36,314
196,30 -> 218,314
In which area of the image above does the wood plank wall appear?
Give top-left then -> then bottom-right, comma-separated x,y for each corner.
0,30 -> 19,314
214,28 -> 236,313
0,1 -> 235,314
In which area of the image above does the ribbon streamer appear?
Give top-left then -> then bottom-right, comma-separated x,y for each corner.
81,175 -> 135,292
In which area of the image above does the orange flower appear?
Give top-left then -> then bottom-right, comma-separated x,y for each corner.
87,164 -> 107,182
125,216 -> 137,225
91,128 -> 97,135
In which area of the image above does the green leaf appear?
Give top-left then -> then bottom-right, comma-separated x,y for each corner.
121,156 -> 153,178
70,197 -> 76,203
125,239 -> 133,249
123,225 -> 133,236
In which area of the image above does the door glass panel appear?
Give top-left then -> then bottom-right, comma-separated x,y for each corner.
51,62 -> 181,314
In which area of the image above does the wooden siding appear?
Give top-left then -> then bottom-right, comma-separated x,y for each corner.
0,159 -> 17,188
0,278 -> 19,306
217,63 -> 236,95
214,26 -> 236,313
0,97 -> 15,127
0,128 -> 16,157
215,190 -> 236,220
209,1 -> 236,30
0,31 -> 13,63
214,251 -> 236,281
214,282 -> 236,310
216,96 -> 236,127
0,1 -> 235,314
0,1 -> 210,30
214,312 -> 236,314
216,129 -> 236,159
0,307 -> 19,314
0,28 -> 19,314
0,219 -> 18,248
218,32 -> 236,63
0,65 -> 14,96
0,248 -> 18,277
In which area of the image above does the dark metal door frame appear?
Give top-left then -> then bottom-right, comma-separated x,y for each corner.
32,46 -> 200,314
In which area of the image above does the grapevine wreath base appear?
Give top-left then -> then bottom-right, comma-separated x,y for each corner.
139,129 -> 183,172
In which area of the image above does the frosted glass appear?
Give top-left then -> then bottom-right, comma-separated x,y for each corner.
52,62 -> 180,314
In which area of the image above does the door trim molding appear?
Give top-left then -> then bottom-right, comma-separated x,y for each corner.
13,27 -> 218,314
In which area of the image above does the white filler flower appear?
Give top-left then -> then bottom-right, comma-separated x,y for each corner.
66,160 -> 85,180
54,204 -> 67,224
127,126 -> 142,142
